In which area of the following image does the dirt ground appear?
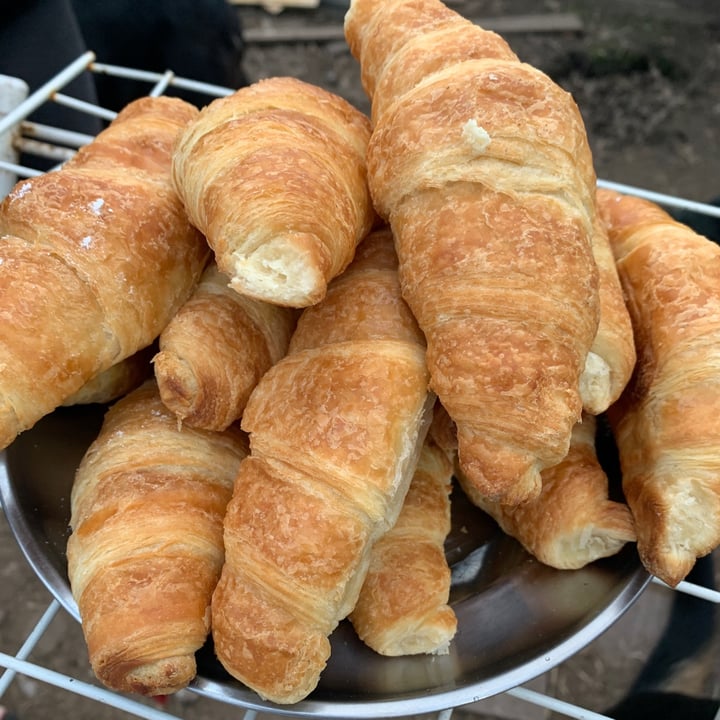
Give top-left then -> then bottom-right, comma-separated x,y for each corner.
2,1 -> 720,719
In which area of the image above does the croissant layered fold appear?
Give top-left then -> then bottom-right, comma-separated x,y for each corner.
211,229 -> 435,703
154,262 -> 297,431
171,76 -> 376,308
580,215 -> 637,415
0,96 -> 209,449
462,414 -> 636,570
62,346 -> 155,407
345,0 -> 601,506
597,188 -> 720,587
349,425 -> 457,656
67,381 -> 249,695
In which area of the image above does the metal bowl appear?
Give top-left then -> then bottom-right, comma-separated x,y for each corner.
0,403 -> 649,717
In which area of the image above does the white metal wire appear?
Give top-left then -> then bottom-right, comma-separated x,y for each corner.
596,178 -> 720,219
0,648 -> 185,720
505,687 -> 615,720
0,52 -> 718,720
0,600 -> 60,698
652,577 -> 720,603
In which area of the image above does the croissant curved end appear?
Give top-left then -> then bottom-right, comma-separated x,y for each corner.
228,235 -> 327,307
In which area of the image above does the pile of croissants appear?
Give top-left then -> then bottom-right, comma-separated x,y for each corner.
1,0 -> 719,707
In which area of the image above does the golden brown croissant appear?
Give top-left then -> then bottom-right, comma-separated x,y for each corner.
62,346 -> 155,407
580,214 -> 636,415
0,96 -> 209,450
345,0 -> 600,506
171,76 -> 376,308
461,414 -> 636,570
597,188 -> 720,586
153,262 -> 297,431
349,429 -> 456,656
66,380 -> 249,696
211,228 -> 435,703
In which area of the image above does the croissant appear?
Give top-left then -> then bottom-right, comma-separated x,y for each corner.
0,96 -> 209,450
154,262 -> 297,431
66,380 -> 249,695
597,188 -> 720,586
345,0 -> 600,506
349,427 -> 456,656
211,228 -> 435,703
461,414 -> 636,570
62,346 -> 155,407
580,214 -> 636,415
171,76 -> 376,308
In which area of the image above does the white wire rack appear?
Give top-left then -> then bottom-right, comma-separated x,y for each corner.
1,52 -> 720,720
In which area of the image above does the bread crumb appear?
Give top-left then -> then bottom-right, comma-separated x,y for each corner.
462,119 -> 491,154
